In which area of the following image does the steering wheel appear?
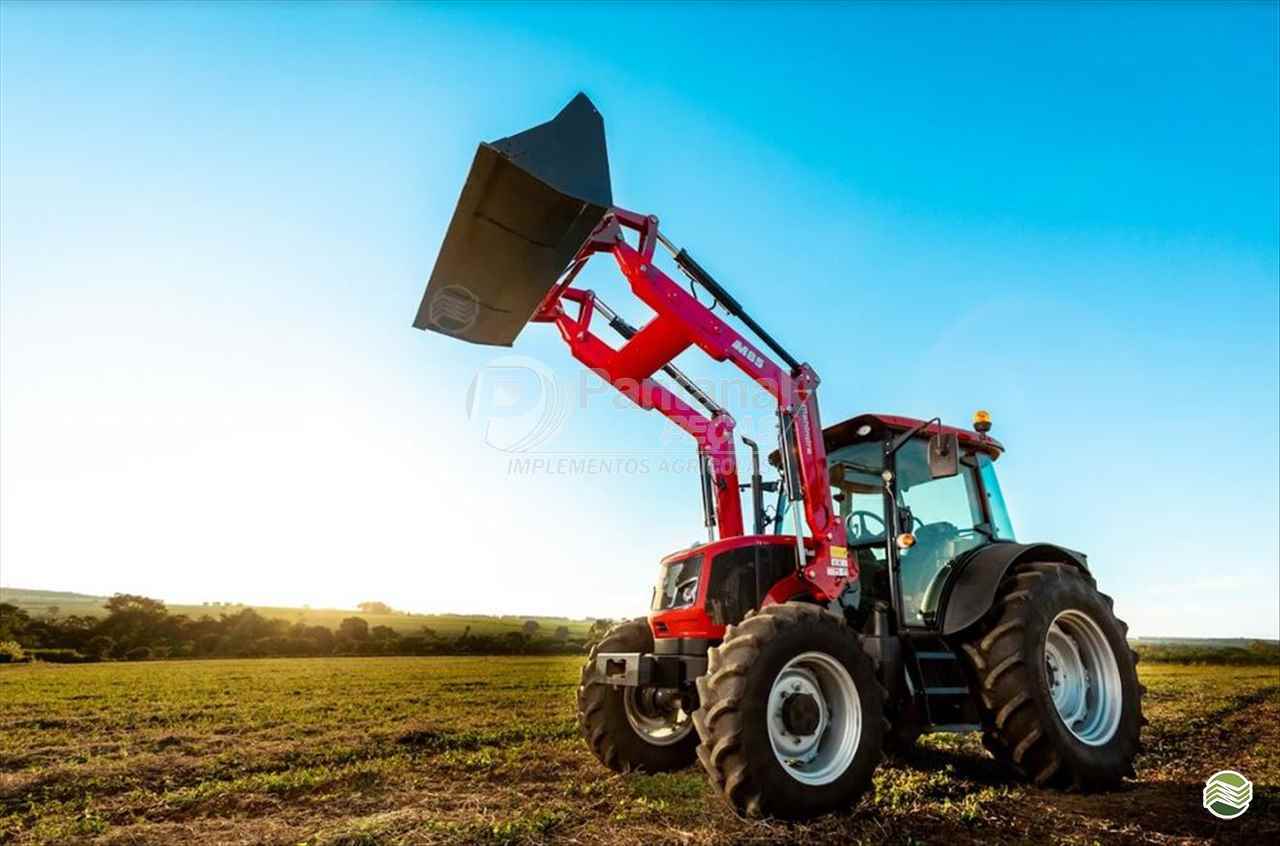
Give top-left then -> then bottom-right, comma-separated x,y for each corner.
845,510 -> 886,541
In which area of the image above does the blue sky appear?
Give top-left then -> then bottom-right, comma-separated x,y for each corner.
1,2 -> 1276,637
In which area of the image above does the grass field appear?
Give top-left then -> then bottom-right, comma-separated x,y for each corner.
2,658 -> 1276,845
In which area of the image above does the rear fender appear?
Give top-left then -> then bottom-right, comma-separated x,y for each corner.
937,542 -> 1090,636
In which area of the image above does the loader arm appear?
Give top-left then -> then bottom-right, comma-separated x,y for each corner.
532,208 -> 852,600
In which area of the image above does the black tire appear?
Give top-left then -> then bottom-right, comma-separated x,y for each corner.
959,561 -> 1145,789
692,603 -> 885,819
577,618 -> 698,773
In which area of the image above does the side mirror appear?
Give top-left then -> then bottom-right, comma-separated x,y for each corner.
928,432 -> 960,479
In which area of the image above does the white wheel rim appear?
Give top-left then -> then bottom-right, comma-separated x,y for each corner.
1045,609 -> 1123,746
766,651 -> 863,785
623,688 -> 693,746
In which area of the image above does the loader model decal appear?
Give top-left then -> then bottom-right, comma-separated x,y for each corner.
731,339 -> 765,369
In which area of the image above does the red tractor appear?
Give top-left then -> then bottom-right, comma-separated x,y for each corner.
415,94 -> 1144,819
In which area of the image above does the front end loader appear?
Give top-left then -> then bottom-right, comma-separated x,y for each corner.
413,94 -> 1145,820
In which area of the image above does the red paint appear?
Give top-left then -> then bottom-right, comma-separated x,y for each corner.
823,413 -> 1004,458
647,535 -> 805,640
534,209 -> 851,605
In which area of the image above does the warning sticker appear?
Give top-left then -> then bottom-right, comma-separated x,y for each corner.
830,545 -> 848,559
826,564 -> 849,577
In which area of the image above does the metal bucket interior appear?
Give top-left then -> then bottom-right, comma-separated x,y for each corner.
414,93 -> 612,346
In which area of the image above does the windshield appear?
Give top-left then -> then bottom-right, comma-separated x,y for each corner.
978,454 -> 1015,540
774,440 -> 891,607
774,440 -> 884,541
828,440 -> 886,543
895,439 -> 988,626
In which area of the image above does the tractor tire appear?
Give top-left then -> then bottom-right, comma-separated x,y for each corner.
959,561 -> 1145,789
692,603 -> 885,819
577,618 -> 698,773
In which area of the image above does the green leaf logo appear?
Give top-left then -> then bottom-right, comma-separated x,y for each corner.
1203,770 -> 1252,820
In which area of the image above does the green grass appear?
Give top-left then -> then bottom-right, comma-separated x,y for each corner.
2,658 -> 1276,845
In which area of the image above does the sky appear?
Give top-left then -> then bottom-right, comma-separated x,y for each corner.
1,1 -> 1276,638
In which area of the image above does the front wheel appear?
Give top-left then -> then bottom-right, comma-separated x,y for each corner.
577,619 -> 698,772
960,561 -> 1145,789
692,603 -> 885,819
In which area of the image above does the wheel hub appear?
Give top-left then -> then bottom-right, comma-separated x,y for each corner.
766,652 -> 862,785
1044,609 -> 1123,746
781,691 -> 821,735
624,686 -> 693,747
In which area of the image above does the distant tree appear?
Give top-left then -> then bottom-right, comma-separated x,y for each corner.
370,625 -> 400,642
554,625 -> 570,642
98,594 -> 170,653
0,603 -> 31,642
299,624 -> 335,654
400,635 -> 433,655
195,633 -> 224,656
124,646 -> 152,661
217,608 -> 286,656
339,617 -> 369,642
357,602 -> 393,615
420,626 -> 439,640
45,606 -> 61,620
105,594 -> 168,617
522,620 -> 541,635
85,635 -> 116,660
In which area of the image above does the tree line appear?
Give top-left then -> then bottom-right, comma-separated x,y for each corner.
0,595 -> 615,663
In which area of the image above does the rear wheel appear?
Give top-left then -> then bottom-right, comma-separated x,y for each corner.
959,562 -> 1145,789
577,619 -> 698,772
693,603 -> 885,819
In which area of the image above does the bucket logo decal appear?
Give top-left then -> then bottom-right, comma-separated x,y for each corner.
427,284 -> 481,335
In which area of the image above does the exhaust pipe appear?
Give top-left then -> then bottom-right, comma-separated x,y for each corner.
413,93 -> 613,346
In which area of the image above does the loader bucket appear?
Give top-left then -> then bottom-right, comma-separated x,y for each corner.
413,93 -> 612,346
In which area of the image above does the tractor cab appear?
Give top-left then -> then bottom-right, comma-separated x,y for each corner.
775,412 -> 1012,631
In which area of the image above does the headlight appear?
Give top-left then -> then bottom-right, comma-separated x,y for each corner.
675,577 -> 699,607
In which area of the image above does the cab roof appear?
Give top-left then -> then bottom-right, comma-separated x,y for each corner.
768,412 -> 1003,468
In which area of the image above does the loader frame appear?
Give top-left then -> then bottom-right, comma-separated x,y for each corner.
529,207 -> 852,604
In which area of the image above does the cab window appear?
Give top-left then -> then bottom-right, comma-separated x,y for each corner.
894,439 -> 987,626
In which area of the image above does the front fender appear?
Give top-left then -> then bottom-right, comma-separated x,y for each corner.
937,542 -> 1089,636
